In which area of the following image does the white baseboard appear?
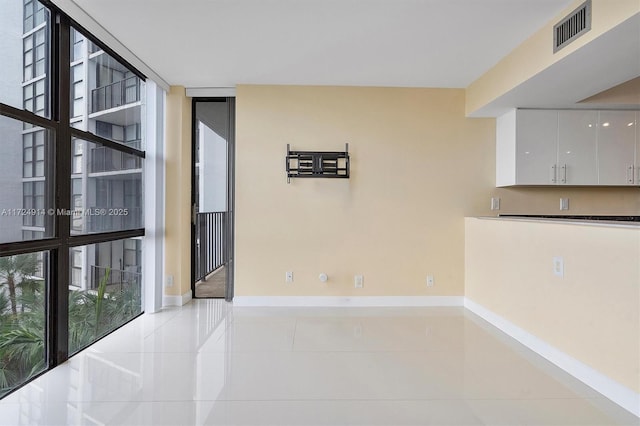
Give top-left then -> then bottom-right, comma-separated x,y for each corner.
163,290 -> 192,307
233,296 -> 464,307
464,298 -> 640,418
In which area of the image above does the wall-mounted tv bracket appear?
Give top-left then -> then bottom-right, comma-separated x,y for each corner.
286,143 -> 350,183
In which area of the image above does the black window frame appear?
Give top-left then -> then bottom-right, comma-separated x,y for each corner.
0,0 -> 147,399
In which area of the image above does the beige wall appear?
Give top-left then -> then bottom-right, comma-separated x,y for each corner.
490,186 -> 640,216
466,0 -> 640,115
164,86 -> 192,297
465,217 -> 640,392
234,85 -> 639,298
162,84 -> 638,300
580,76 -> 640,105
235,85 -> 496,296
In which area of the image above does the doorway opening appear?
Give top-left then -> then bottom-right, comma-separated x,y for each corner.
191,98 -> 235,300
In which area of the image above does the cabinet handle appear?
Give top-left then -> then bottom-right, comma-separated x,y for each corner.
560,164 -> 567,184
551,165 -> 557,183
628,165 -> 634,184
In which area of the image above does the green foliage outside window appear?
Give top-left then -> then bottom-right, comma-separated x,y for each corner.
0,254 -> 141,398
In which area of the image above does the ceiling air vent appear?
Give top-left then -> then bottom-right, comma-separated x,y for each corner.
553,0 -> 591,53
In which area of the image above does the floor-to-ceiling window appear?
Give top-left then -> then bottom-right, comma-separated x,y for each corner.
0,0 -> 146,398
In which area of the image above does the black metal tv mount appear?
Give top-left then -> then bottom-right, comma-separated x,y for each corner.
286,143 -> 350,183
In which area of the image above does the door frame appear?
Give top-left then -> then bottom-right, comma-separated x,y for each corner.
190,97 -> 235,301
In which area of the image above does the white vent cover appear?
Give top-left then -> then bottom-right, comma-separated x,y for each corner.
553,0 -> 591,53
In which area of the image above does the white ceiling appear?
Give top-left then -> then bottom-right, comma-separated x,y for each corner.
68,0 -> 574,89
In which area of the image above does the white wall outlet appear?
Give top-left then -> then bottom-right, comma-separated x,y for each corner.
491,197 -> 501,210
353,324 -> 362,338
426,275 -> 434,287
560,198 -> 569,210
166,275 -> 174,287
553,256 -> 564,278
354,275 -> 364,288
285,271 -> 293,283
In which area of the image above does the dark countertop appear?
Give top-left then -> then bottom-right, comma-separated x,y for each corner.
499,215 -> 640,222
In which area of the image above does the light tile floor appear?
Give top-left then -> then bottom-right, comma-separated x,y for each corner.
0,299 -> 637,425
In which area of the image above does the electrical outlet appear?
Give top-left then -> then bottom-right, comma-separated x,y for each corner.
354,275 -> 364,288
166,275 -> 174,287
491,197 -> 501,210
285,271 -> 293,283
553,257 -> 564,278
426,275 -> 434,287
353,324 -> 362,338
560,198 -> 569,210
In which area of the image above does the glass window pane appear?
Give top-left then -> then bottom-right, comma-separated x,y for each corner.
23,65 -> 33,81
35,145 -> 44,161
0,1 -> 50,116
35,95 -> 44,111
24,35 -> 33,51
35,61 -> 45,77
35,44 -> 45,61
24,16 -> 33,32
34,130 -> 44,145
74,81 -> 84,97
70,28 -> 145,150
73,139 -> 83,156
71,29 -> 84,62
72,100 -> 84,118
35,29 -> 45,45
23,163 -> 32,177
72,155 -> 82,174
68,239 -> 141,354
72,178 -> 81,193
35,8 -> 45,26
70,139 -> 143,235
34,161 -> 44,177
0,116 -> 53,243
72,64 -> 83,82
0,251 -> 48,398
23,182 -> 32,196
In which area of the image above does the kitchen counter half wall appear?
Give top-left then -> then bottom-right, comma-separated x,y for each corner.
465,217 -> 640,415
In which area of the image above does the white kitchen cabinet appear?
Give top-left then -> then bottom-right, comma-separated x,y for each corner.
597,110 -> 636,185
514,110 -> 559,184
636,111 -> 640,184
557,110 -> 598,185
496,108 -> 639,187
496,109 -> 558,186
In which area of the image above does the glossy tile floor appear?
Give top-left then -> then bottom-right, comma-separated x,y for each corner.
0,300 -> 637,425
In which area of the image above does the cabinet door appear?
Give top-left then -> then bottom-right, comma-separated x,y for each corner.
597,110 -> 636,185
558,110 -> 598,185
636,112 -> 640,185
515,110 -> 559,184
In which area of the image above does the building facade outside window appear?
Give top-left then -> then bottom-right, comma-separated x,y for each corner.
0,0 -> 149,399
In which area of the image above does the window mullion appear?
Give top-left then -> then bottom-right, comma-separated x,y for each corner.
50,11 -> 71,366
